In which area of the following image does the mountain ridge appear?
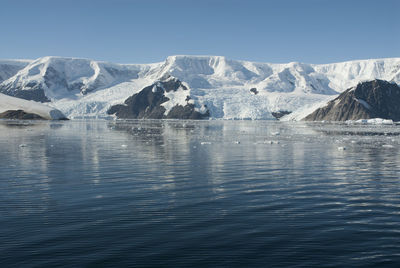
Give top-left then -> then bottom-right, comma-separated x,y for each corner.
303,80 -> 400,121
0,55 -> 399,119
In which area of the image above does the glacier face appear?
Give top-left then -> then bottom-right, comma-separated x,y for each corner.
0,55 -> 399,119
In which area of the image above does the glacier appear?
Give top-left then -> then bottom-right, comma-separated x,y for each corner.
0,55 -> 399,120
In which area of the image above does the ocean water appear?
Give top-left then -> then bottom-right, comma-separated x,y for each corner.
1,120 -> 400,267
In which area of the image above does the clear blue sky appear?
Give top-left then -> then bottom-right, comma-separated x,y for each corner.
1,0 -> 398,64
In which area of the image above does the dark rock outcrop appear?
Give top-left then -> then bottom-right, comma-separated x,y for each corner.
250,88 -> 259,95
107,77 -> 209,119
0,110 -> 45,120
167,103 -> 209,119
272,110 -> 292,119
304,80 -> 400,121
0,82 -> 50,102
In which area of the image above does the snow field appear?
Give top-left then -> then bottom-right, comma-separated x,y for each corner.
0,55 -> 399,120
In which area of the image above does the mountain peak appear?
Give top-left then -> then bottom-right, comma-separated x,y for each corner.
0,56 -> 399,119
304,79 -> 400,121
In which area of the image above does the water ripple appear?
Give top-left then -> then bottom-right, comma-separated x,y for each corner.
1,120 -> 400,266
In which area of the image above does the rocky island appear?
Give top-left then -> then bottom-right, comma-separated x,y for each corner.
303,80 -> 400,121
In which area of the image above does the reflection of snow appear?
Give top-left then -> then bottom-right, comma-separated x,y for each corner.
1,119 -> 400,218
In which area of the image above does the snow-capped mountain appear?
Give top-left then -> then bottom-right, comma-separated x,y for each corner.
0,55 -> 399,119
107,75 -> 209,119
0,57 -> 152,102
303,80 -> 400,122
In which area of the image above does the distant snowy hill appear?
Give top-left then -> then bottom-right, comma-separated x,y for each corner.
0,93 -> 66,120
0,55 -> 399,119
0,60 -> 31,83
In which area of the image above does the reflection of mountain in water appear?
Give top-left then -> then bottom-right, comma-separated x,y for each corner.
1,120 -> 399,205
2,120 -> 400,267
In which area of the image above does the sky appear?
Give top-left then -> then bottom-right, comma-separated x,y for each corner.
0,0 -> 398,64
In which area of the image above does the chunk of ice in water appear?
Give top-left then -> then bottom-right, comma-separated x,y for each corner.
382,144 -> 394,148
264,140 -> 280,144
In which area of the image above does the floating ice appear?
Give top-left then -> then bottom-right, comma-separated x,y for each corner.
264,140 -> 280,144
382,144 -> 394,148
200,142 -> 211,145
346,118 -> 394,125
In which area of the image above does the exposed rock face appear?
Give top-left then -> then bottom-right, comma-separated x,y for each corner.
271,110 -> 292,119
0,82 -> 50,102
0,84 -> 50,102
0,110 -> 45,120
304,80 -> 400,121
107,77 -> 209,119
250,88 -> 259,95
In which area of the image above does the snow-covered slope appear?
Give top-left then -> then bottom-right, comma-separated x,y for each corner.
314,59 -> 400,93
0,93 -> 66,120
0,55 -> 399,119
107,75 -> 209,119
0,59 -> 31,83
0,57 -> 154,101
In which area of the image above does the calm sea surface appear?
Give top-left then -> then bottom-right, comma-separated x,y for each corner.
1,120 -> 400,267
